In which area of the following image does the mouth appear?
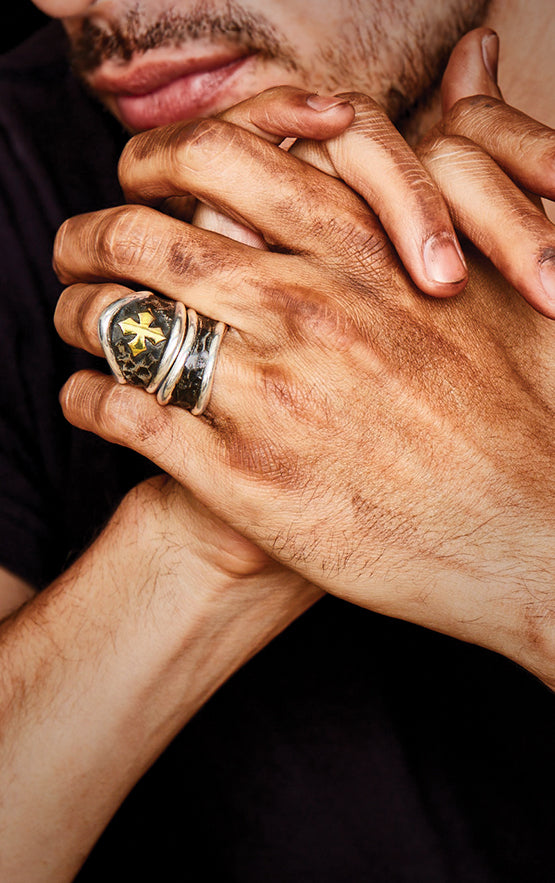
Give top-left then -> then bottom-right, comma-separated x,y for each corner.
88,51 -> 256,131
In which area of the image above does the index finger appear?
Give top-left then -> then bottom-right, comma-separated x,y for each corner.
121,86 -> 468,297
119,85 -> 354,196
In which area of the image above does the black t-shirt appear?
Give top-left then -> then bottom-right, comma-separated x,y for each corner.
0,23 -> 157,589
1,24 -> 554,882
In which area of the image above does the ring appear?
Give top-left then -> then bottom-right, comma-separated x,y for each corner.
98,291 -> 226,416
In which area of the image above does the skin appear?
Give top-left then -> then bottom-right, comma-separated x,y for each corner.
54,69 -> 555,684
29,0 -> 555,309
0,477 -> 321,881
0,1 -> 554,878
35,0 -> 490,126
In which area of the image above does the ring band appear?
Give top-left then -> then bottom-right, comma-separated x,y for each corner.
98,292 -> 226,416
156,308 -> 198,406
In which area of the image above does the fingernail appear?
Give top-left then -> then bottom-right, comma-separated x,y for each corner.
423,234 -> 467,285
482,33 -> 499,82
306,94 -> 350,112
539,254 -> 555,305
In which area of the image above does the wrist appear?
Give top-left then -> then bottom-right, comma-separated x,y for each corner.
86,474 -> 322,723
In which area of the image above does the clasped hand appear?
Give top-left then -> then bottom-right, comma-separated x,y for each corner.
53,30 -> 555,687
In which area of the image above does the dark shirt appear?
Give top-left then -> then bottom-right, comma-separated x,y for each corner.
0,24 -> 554,882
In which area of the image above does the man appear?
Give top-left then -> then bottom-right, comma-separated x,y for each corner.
0,2 -> 553,880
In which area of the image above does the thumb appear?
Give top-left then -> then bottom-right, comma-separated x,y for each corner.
441,27 -> 503,115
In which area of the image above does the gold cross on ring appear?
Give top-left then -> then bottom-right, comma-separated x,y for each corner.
118,310 -> 167,356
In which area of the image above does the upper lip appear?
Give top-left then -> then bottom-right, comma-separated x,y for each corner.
88,50 -> 252,96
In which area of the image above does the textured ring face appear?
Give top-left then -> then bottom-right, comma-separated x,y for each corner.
173,313 -> 222,411
98,292 -> 226,416
101,293 -> 177,388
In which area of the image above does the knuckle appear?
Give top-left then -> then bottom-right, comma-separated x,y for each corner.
95,382 -> 173,453
118,127 -> 188,198
133,408 -> 174,454
418,133 -> 482,173
444,94 -> 504,135
518,127 -> 555,172
95,205 -> 159,275
275,283 -> 367,355
173,118 -> 236,171
260,365 -> 317,424
219,415 -> 303,491
118,129 -> 157,178
536,133 -> 555,167
328,210 -> 393,274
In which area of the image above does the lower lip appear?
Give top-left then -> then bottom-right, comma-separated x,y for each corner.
114,56 -> 253,131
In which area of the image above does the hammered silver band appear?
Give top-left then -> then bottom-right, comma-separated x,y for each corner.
98,291 -> 226,416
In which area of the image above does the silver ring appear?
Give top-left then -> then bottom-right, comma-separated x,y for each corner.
156,308 -> 198,406
192,319 -> 227,416
98,292 -> 226,416
146,301 -> 187,394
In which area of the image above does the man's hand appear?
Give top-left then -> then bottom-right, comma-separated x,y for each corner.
53,97 -> 555,689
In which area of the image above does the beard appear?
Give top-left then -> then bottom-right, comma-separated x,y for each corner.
67,0 -> 491,125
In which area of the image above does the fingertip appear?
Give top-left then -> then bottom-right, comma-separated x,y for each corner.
294,93 -> 355,138
426,279 -> 468,299
219,85 -> 354,142
441,27 -> 502,115
417,278 -> 467,300
481,31 -> 499,82
422,233 -> 468,288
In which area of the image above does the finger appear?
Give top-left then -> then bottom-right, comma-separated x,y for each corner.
53,208 -> 298,333
441,27 -> 503,113
215,90 -> 466,294
59,370 -> 226,504
418,134 -> 555,317
59,370 -> 277,540
292,93 -> 468,295
214,85 -> 355,142
119,116 -> 379,260
122,87 -> 354,190
54,283 -> 129,356
441,28 -> 555,200
444,97 -> 555,201
122,94 -> 467,296
120,86 -> 354,211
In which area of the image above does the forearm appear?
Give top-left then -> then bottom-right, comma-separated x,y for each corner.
0,483 -> 319,882
0,566 -> 35,619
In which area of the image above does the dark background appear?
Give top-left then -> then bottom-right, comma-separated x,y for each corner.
2,2 -> 50,55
